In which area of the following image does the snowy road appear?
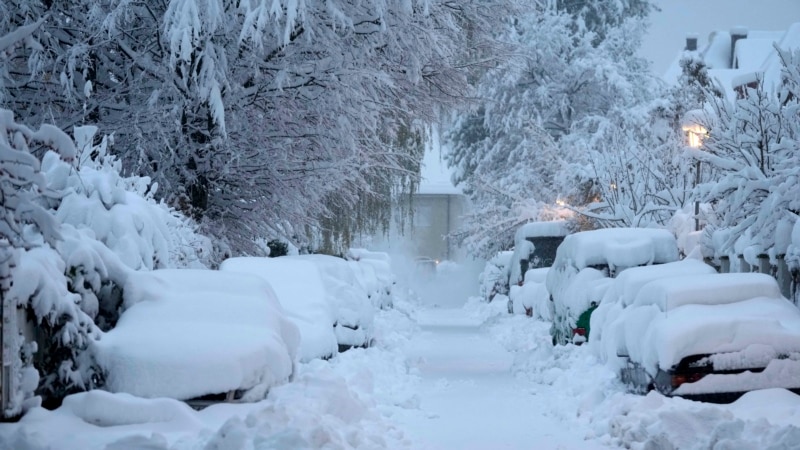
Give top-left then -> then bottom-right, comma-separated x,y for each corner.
395,308 -> 611,450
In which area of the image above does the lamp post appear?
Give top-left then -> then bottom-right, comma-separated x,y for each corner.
682,118 -> 707,231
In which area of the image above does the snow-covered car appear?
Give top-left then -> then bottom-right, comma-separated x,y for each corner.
506,221 -> 570,315
546,228 -> 679,345
609,273 -> 800,402
508,221 -> 571,288
590,259 -> 719,345
346,248 -> 396,309
219,257 -> 339,362
285,254 -> 375,352
93,269 -> 300,404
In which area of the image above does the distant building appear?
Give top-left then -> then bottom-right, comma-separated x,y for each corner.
410,144 -> 468,262
665,22 -> 800,98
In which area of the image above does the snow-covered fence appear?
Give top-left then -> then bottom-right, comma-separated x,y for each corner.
714,254 -> 794,304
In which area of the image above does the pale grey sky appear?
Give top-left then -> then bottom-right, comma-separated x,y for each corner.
640,0 -> 800,76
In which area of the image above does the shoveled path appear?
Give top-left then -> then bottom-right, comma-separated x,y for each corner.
393,307 -> 610,450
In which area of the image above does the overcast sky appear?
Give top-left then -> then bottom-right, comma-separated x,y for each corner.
640,0 -> 800,76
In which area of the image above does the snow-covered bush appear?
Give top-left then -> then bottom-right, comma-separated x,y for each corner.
695,48 -> 800,265
43,126 -> 212,330
2,105 -> 213,415
478,251 -> 513,303
508,268 -> 551,318
0,108 -> 99,417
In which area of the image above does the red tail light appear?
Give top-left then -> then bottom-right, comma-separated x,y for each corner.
671,372 -> 706,387
572,327 -> 586,337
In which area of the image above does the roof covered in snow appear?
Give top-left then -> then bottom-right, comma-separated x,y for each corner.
664,22 -> 800,99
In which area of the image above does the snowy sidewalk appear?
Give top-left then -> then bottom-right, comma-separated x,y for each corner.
395,308 -> 610,450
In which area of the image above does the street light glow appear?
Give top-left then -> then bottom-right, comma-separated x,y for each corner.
682,123 -> 707,149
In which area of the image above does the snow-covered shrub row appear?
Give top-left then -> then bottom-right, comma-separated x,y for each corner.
0,109 -> 212,417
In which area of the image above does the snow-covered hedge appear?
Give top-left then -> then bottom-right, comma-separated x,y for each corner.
1,109 -> 213,416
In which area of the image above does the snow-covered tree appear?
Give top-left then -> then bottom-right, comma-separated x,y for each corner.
2,0 -> 520,257
446,6 -> 657,257
696,48 -> 800,262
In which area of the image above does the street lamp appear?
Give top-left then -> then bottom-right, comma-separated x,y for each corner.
682,114 -> 707,231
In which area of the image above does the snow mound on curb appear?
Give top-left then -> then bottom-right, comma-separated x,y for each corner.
589,389 -> 800,450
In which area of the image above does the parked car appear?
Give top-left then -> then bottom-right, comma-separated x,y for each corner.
508,221 -> 571,288
507,221 -> 571,315
346,248 -> 396,309
93,269 -> 300,405
286,254 -> 375,352
546,228 -> 679,345
220,257 -> 339,362
605,273 -> 800,402
590,259 -> 719,345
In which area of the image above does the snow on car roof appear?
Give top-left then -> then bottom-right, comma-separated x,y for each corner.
641,296 -> 800,372
602,259 -> 719,308
632,272 -> 783,311
514,221 -> 571,241
552,228 -> 678,271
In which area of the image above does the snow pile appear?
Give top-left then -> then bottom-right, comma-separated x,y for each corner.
197,368 -> 408,450
509,268 -> 551,317
589,389 -> 800,450
346,248 -> 395,309
219,256 -> 338,362
287,255 -> 375,349
93,269 -> 300,401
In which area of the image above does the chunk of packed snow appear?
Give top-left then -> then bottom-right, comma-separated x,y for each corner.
219,257 -> 338,362
94,269 -> 299,400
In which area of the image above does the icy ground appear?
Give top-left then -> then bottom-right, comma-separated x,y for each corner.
2,290 -> 800,449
